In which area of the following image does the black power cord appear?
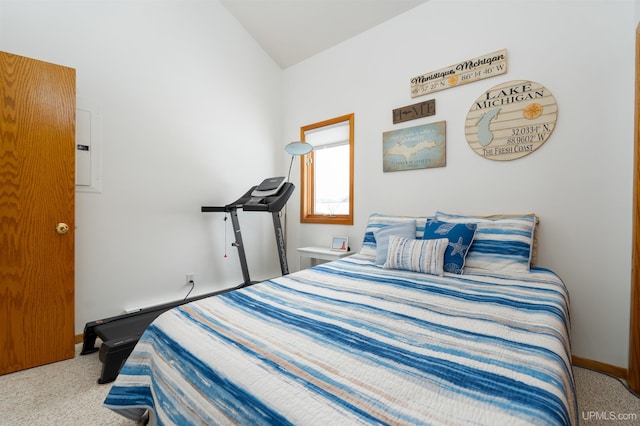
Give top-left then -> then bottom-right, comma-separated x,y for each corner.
184,279 -> 195,300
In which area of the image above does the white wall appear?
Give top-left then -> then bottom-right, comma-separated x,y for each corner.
283,0 -> 636,369
1,0 -> 635,371
0,1 -> 285,331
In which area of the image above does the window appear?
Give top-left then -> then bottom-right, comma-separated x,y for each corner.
300,113 -> 354,225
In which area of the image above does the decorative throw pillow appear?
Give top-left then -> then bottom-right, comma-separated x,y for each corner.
373,221 -> 417,264
383,235 -> 448,275
360,213 -> 431,257
423,220 -> 477,274
435,212 -> 536,273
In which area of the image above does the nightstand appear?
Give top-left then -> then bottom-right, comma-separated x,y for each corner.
297,246 -> 353,268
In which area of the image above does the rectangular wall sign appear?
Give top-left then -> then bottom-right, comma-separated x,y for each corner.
383,121 -> 446,172
392,99 -> 435,124
410,49 -> 507,98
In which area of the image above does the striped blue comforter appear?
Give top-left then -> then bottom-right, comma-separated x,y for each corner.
104,255 -> 576,425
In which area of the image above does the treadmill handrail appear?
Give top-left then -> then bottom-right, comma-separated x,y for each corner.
201,183 -> 294,214
200,180 -> 294,287
201,203 -> 243,213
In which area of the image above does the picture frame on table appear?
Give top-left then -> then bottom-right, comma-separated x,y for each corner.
331,237 -> 349,252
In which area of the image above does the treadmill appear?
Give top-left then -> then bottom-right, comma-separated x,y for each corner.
201,176 -> 294,285
81,177 -> 294,384
80,290 -> 228,384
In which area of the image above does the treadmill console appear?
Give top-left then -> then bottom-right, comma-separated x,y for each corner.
201,176 -> 294,214
244,176 -> 292,210
251,176 -> 286,197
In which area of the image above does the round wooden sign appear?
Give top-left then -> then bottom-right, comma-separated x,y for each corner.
464,80 -> 558,161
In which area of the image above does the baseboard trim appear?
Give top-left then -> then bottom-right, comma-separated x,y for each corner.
75,333 -> 84,344
572,355 -> 628,380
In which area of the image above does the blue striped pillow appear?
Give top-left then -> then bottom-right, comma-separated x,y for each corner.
373,221 -> 416,264
436,212 -> 536,272
383,235 -> 448,275
360,213 -> 431,257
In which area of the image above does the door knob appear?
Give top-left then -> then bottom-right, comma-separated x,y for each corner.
55,223 -> 70,234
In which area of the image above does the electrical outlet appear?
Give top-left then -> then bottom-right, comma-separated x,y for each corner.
186,273 -> 195,285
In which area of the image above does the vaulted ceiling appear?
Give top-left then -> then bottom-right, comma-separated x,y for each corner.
220,0 -> 429,68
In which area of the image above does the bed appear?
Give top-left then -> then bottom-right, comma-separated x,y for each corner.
104,212 -> 576,425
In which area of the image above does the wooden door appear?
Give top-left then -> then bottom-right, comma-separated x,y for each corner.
0,51 -> 76,374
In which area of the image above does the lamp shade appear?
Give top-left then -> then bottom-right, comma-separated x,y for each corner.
284,141 -> 313,156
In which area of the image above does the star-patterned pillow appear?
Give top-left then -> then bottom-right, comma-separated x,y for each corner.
423,220 -> 477,274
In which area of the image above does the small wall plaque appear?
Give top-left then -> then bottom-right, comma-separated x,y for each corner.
393,99 -> 436,124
